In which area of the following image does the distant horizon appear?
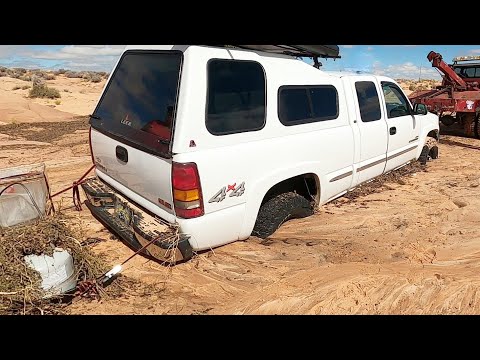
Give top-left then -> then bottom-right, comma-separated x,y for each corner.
0,65 -> 443,81
1,45 -> 479,79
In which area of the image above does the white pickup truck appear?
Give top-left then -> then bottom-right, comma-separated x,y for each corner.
82,45 -> 439,263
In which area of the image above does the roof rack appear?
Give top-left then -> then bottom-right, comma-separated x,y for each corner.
208,45 -> 340,59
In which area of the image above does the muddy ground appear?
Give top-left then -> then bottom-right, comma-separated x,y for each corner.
1,120 -> 480,314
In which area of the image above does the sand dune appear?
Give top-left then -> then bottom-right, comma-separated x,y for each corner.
0,74 -> 105,123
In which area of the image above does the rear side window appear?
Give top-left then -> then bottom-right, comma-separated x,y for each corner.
355,81 -> 381,122
278,85 -> 338,126
206,59 -> 266,135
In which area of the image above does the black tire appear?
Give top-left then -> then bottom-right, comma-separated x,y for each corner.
440,115 -> 455,127
475,114 -> 480,139
419,137 -> 438,165
252,192 -> 314,239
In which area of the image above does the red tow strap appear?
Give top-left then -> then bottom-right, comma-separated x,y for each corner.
48,164 -> 96,213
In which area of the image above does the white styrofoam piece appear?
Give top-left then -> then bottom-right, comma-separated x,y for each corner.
25,248 -> 77,296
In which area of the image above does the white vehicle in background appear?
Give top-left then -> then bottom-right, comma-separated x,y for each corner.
82,45 -> 439,263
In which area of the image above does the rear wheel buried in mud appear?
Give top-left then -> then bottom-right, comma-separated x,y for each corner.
253,192 -> 314,239
419,137 -> 439,165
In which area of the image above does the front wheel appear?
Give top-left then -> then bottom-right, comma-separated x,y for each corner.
418,137 -> 439,165
252,192 -> 314,239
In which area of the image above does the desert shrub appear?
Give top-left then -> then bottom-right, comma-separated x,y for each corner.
32,75 -> 45,87
81,72 -> 91,80
44,73 -> 56,80
55,100 -> 61,105
19,75 -> 31,82
409,84 -> 416,91
13,67 -> 26,74
58,70 -> 105,82
90,73 -> 102,83
54,68 -> 66,75
65,71 -> 82,78
29,83 -> 61,99
31,71 -> 55,80
31,70 -> 45,78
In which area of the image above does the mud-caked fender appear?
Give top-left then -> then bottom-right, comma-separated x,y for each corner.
416,114 -> 439,159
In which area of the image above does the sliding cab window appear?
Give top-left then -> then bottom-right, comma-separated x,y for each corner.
278,85 -> 338,126
91,51 -> 183,157
381,82 -> 413,119
355,81 -> 381,122
206,59 -> 266,135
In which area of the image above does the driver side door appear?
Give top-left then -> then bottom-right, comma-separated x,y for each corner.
382,81 -> 418,172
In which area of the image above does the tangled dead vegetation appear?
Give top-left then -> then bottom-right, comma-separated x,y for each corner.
334,161 -> 427,203
0,213 -> 132,315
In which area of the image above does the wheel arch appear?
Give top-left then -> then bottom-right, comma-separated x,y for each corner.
239,167 -> 323,239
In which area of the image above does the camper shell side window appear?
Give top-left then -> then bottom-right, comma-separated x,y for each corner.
206,59 -> 266,136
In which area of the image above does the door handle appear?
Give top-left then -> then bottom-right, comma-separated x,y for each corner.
390,127 -> 397,135
116,146 -> 128,163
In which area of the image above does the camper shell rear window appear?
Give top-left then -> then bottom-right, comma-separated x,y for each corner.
90,50 -> 183,158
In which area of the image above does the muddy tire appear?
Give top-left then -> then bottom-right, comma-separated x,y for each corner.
419,137 -> 439,165
252,192 -> 314,239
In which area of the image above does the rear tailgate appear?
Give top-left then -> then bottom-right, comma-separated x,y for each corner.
89,50 -> 183,219
91,129 -> 175,216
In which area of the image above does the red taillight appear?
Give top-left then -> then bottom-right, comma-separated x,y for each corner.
172,163 -> 200,190
89,126 -> 95,164
172,162 -> 204,219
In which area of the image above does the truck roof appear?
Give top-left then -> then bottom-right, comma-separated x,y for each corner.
324,70 -> 374,77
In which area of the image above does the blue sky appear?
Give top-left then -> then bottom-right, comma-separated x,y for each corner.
0,45 -> 479,79
321,45 -> 480,79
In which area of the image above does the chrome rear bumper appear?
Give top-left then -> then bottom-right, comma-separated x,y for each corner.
81,177 -> 193,264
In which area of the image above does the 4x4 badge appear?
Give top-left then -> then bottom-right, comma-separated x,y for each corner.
209,182 -> 245,203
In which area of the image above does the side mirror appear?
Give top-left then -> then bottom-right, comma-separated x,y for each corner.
414,103 -> 428,115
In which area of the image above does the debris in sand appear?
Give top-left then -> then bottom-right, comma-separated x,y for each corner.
334,162 -> 426,203
0,213 -> 131,315
24,248 -> 77,296
0,163 -> 49,227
